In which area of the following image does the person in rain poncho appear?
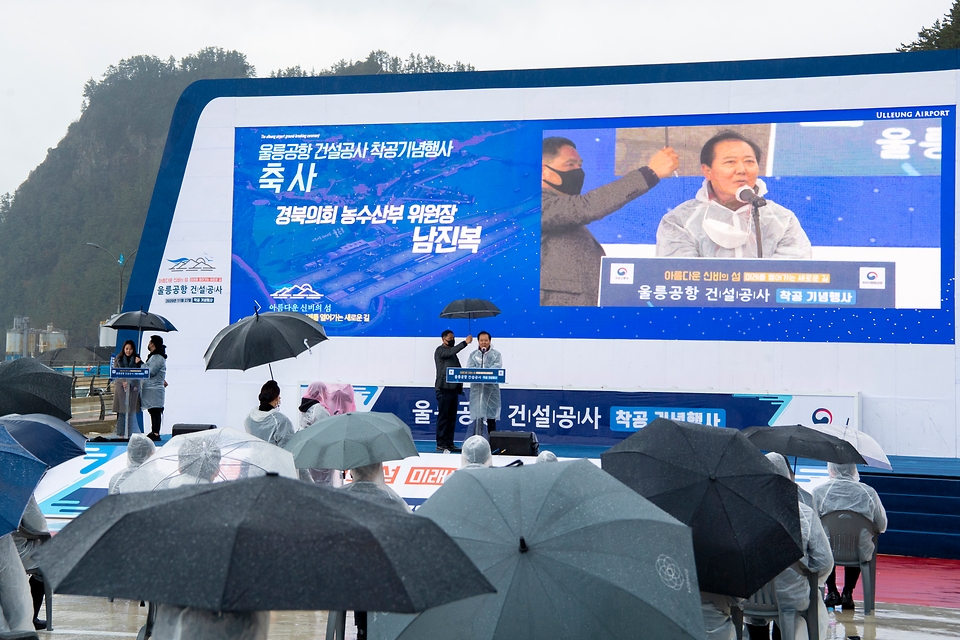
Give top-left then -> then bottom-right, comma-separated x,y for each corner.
244,380 -> 296,449
132,437 -> 269,639
700,591 -> 739,640
745,453 -> 834,640
656,130 -> 811,259
0,533 -> 33,635
459,435 -> 492,470
109,434 -> 156,494
152,604 -> 269,640
297,382 -> 340,486
813,462 -> 887,610
298,382 -> 331,430
325,383 -> 356,415
540,136 -> 679,306
536,450 -> 559,463
341,462 -> 412,639
10,495 -> 50,630
155,438 -> 222,490
341,462 -> 411,514
466,332 -> 502,434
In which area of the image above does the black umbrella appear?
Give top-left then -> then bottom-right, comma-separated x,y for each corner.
440,298 -> 501,334
104,310 -> 177,332
741,424 -> 867,465
0,358 -> 73,420
0,413 -> 87,468
37,474 -> 494,612
601,418 -> 803,598
203,310 -> 327,378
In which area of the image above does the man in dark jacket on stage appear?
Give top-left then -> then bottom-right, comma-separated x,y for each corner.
540,136 -> 679,306
434,330 -> 472,453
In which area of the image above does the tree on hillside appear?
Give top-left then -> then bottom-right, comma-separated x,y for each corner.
0,47 -> 255,346
0,45 -> 472,347
899,0 -> 960,51
270,49 -> 474,77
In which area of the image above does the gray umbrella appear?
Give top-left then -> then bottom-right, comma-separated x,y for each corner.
372,459 -> 706,640
284,412 -> 419,470
0,358 -> 73,420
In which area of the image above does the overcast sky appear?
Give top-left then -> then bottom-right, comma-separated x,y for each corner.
0,0 -> 954,196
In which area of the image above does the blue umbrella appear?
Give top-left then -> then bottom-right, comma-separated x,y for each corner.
0,413 -> 87,468
0,425 -> 46,537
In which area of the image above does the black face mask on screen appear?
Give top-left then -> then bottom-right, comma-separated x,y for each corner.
543,165 -> 586,196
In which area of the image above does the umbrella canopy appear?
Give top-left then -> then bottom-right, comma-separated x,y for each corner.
37,474 -> 495,612
741,424 -> 867,465
0,358 -> 72,420
0,413 -> 87,468
284,412 -> 418,470
203,310 -> 327,372
118,428 -> 297,492
808,423 -> 892,469
0,425 -> 46,537
104,310 -> 177,332
439,298 -> 502,320
601,418 -> 803,598
375,459 -> 706,640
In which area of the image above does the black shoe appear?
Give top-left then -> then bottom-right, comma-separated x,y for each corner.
33,617 -> 46,630
436,447 -> 450,453
448,446 -> 462,453
840,590 -> 855,609
824,590 -> 841,607
147,432 -> 161,442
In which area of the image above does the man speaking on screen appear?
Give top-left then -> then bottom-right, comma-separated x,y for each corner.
540,136 -> 679,306
656,130 -> 812,259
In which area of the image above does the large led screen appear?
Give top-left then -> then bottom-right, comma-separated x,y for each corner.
230,105 -> 953,343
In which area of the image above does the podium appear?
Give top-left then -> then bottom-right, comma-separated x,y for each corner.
110,365 -> 149,438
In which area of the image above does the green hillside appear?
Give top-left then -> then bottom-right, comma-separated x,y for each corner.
0,47 -> 472,346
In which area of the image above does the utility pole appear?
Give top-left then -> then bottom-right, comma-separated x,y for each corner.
86,243 -> 138,315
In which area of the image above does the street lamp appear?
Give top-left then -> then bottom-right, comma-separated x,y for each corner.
86,243 -> 138,315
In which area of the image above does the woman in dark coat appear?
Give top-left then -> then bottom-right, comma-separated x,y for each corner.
112,340 -> 143,436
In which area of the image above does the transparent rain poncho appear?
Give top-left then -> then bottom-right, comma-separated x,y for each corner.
656,179 -> 812,259
342,462 -> 410,513
813,462 -> 887,559
700,592 -> 738,640
762,453 -> 834,612
109,434 -> 156,495
326,384 -> 356,415
119,428 -> 297,493
299,382 -> 332,431
243,407 -> 296,449
466,348 -> 502,421
152,604 -> 269,640
460,436 -> 491,469
0,534 -> 32,633
11,495 -> 48,572
536,450 -> 559,463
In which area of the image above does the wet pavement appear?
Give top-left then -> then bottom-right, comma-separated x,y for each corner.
33,595 -> 960,639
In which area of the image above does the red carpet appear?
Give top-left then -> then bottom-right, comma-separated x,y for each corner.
848,555 -> 960,609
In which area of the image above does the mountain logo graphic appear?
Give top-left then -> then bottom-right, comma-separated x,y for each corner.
272,284 -> 324,300
167,257 -> 215,272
